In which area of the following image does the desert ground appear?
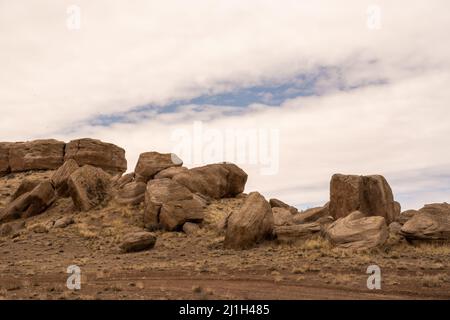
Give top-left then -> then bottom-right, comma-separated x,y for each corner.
1,171 -> 449,300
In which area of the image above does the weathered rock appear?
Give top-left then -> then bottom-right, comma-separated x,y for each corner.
329,174 -> 399,224
154,166 -> 188,180
135,152 -> 183,182
389,222 -> 402,235
144,178 -> 204,231
116,181 -> 146,206
53,216 -> 74,229
272,207 -> 294,226
173,163 -> 247,199
269,198 -> 298,214
396,209 -> 419,225
274,223 -> 321,242
115,173 -> 135,189
324,211 -> 388,249
0,181 -> 56,223
182,222 -> 200,235
224,192 -> 274,249
65,138 -> 127,175
9,139 -> 65,172
0,221 -> 25,237
400,203 -> 450,241
11,179 -> 41,201
67,165 -> 111,211
50,159 -> 79,197
120,231 -> 157,253
293,203 -> 329,224
0,142 -> 12,176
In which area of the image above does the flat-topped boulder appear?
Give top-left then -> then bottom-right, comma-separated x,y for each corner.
329,174 -> 399,224
173,163 -> 247,199
8,139 -> 65,172
134,152 -> 183,183
65,138 -> 127,175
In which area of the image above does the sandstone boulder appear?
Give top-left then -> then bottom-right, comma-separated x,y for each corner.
11,179 -> 41,201
116,181 -> 146,206
272,207 -> 294,226
0,181 -> 56,223
9,139 -> 65,172
65,138 -> 127,175
50,159 -> 79,197
224,192 -> 274,249
67,165 -> 111,211
293,203 -> 329,224
154,166 -> 188,180
173,163 -> 247,199
329,174 -> 399,224
324,211 -> 388,249
144,178 -> 204,231
400,203 -> 450,241
274,222 -> 321,242
114,173 -> 135,189
135,152 -> 183,182
0,142 -> 11,176
269,198 -> 298,214
120,231 -> 157,253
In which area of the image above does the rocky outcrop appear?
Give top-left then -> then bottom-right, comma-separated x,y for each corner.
65,138 -> 127,175
120,232 -> 157,253
9,139 -> 65,172
329,174 -> 399,224
116,181 -> 146,206
50,159 -> 79,197
0,181 -> 56,223
400,203 -> 450,241
272,207 -> 294,226
67,165 -> 111,211
224,192 -> 274,249
173,163 -> 247,199
293,203 -> 329,224
134,152 -> 183,183
154,166 -> 188,180
324,211 -> 388,249
144,178 -> 204,231
269,198 -> 298,214
274,222 -> 321,242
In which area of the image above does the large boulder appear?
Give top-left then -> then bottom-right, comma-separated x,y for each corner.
400,203 -> 450,241
9,139 -> 65,172
269,198 -> 298,214
134,152 -> 183,182
120,232 -> 157,253
144,178 -> 204,231
65,138 -> 127,175
224,192 -> 274,249
329,174 -> 399,224
116,181 -> 146,206
272,207 -> 294,226
50,159 -> 79,197
0,181 -> 56,223
324,211 -> 388,249
293,203 -> 329,224
0,142 -> 12,176
274,222 -> 321,242
11,179 -> 41,201
173,163 -> 247,199
154,166 -> 188,180
67,165 -> 111,211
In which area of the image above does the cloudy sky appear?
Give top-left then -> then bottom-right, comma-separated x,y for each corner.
1,0 -> 450,210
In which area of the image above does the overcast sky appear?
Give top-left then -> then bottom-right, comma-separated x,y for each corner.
1,0 -> 450,210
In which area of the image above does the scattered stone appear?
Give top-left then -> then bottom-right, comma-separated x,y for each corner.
329,174 -> 399,224
272,207 -> 293,226
274,223 -> 321,242
50,159 -> 79,197
400,203 -> 450,241
116,181 -> 146,206
29,223 -> 50,234
9,139 -> 65,172
324,211 -> 388,249
269,198 -> 298,214
224,192 -> 274,249
293,203 -> 329,224
173,163 -> 247,199
67,165 -> 111,211
53,216 -> 74,229
183,222 -> 200,235
65,138 -> 127,175
120,232 -> 157,253
154,166 -> 188,180
135,152 -> 183,183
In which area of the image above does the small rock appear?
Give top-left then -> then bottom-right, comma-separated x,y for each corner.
120,232 -> 157,253
182,222 -> 200,235
53,216 -> 74,229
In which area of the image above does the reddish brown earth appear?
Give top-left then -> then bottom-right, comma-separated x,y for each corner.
1,171 -> 449,300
